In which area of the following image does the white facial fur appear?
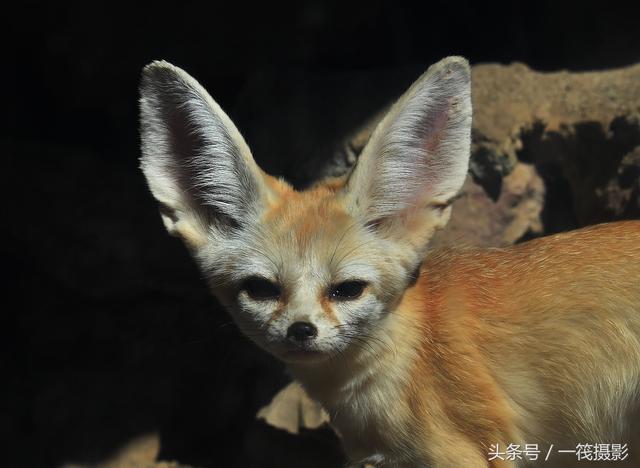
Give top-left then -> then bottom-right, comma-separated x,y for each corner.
191,209 -> 406,364
139,57 -> 472,365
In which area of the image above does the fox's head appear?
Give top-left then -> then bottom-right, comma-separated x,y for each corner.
139,57 -> 472,364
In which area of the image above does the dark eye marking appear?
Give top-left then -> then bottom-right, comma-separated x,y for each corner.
328,280 -> 367,301
242,277 -> 281,300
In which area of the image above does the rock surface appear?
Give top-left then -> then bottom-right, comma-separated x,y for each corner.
62,433 -> 191,468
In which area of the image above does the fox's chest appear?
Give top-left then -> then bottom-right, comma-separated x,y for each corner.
319,378 -> 423,466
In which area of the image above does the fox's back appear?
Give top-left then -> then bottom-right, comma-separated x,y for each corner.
420,221 -> 640,320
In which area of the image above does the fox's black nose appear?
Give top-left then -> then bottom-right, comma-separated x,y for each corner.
287,322 -> 318,342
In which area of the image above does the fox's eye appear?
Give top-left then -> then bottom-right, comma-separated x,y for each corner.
329,280 -> 367,301
242,277 -> 281,300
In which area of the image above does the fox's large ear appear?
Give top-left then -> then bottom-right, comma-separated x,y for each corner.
343,56 -> 472,244
139,61 -> 272,248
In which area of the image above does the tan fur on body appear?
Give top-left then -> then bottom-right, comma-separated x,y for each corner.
138,57 -> 640,467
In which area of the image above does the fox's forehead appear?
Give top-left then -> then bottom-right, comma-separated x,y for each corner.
226,178 -> 380,282
262,178 -> 354,248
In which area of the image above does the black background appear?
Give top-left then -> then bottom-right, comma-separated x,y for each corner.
3,2 -> 640,467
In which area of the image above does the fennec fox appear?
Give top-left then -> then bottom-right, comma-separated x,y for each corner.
139,57 -> 640,467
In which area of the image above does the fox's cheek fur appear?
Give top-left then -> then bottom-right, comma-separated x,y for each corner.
218,270 -> 392,362
199,236 -> 399,361
192,209 -> 413,359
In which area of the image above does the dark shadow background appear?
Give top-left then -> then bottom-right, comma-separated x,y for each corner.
3,2 -> 640,467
